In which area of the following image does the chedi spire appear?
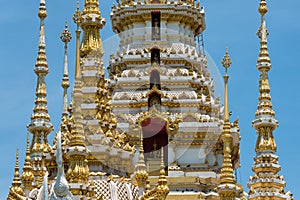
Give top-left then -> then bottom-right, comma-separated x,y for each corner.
247,1 -> 293,199
7,150 -> 25,200
27,0 -> 53,188
216,48 -> 242,199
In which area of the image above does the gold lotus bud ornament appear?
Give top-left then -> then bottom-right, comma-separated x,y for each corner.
73,0 -> 83,27
222,47 -> 232,74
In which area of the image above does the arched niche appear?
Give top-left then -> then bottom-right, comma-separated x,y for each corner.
148,92 -> 161,111
150,69 -> 161,90
141,116 -> 168,175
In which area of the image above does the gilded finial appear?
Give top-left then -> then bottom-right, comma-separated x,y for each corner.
216,47 -> 242,199
60,21 -> 72,116
73,0 -> 82,28
157,147 -> 169,198
10,149 -> 24,196
60,20 -> 72,44
258,0 -> 268,16
73,1 -> 82,81
257,0 -> 271,68
222,47 -> 231,121
135,131 -> 148,190
21,134 -> 34,191
15,149 -> 19,177
38,0 -> 47,19
222,46 -> 232,74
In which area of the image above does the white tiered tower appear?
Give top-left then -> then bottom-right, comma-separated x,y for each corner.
107,0 -> 241,197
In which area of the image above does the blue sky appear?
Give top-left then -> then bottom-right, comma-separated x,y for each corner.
0,0 -> 299,199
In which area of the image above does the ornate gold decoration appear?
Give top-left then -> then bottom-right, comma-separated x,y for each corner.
216,48 -> 242,199
222,47 -> 232,74
140,148 -> 169,200
8,0 -> 288,199
7,149 -> 25,199
60,20 -> 72,117
27,0 -> 53,155
25,0 -> 53,189
137,107 -> 172,135
21,134 -> 34,192
66,2 -> 89,185
145,84 -> 164,98
156,148 -> 169,199
80,0 -> 106,58
134,131 -> 148,190
53,21 -> 73,151
148,62 -> 164,75
247,1 -> 293,199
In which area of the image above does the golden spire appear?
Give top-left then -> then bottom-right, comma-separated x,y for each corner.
140,148 -> 169,200
220,47 -> 235,184
73,0 -> 83,80
26,0 -> 53,188
135,131 -> 148,194
53,22 -> 72,151
66,1 -> 89,184
27,0 -> 53,154
253,0 -> 278,147
60,20 -> 72,117
9,149 -> 24,197
80,0 -> 105,58
21,134 -> 34,192
217,48 -> 242,199
222,47 -> 232,123
156,148 -> 169,199
257,0 -> 271,66
82,0 -> 100,15
248,1 -> 293,199
253,0 -> 277,153
68,2 -> 85,148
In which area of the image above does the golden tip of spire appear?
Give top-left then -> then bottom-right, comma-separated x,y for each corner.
38,0 -> 47,19
15,149 -> 19,170
60,20 -> 72,43
16,149 -> 19,161
73,0 -> 82,27
222,46 -> 232,73
259,0 -> 268,16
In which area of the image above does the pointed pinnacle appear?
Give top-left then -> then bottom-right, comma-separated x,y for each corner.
60,20 -> 72,44
222,47 -> 232,73
259,0 -> 268,16
73,0 -> 82,27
